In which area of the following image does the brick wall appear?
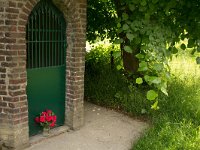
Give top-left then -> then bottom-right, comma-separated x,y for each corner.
0,0 -> 86,149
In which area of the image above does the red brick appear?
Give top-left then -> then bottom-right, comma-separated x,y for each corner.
0,38 -> 16,43
5,20 -> 17,25
19,13 -> 28,21
3,97 -> 19,102
17,2 -> 23,8
0,80 -> 5,84
0,56 -> 5,61
1,62 -> 17,67
0,20 -> 4,25
0,102 -> 7,107
0,68 -> 6,73
0,74 -> 6,78
0,8 -> 4,12
25,2 -> 33,10
9,1 -> 16,7
6,14 -> 18,19
5,8 -> 19,14
18,20 -> 26,26
21,7 -> 29,14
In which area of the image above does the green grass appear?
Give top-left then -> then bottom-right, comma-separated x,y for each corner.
84,45 -> 200,149
133,56 -> 200,150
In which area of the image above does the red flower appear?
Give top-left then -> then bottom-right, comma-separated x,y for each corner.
41,112 -> 47,116
35,109 -> 56,129
46,116 -> 52,122
46,110 -> 52,114
52,115 -> 57,122
35,117 -> 40,123
50,122 -> 55,127
39,116 -> 45,122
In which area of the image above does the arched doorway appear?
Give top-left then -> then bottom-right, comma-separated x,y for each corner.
26,0 -> 67,136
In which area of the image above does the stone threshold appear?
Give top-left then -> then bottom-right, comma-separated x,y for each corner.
29,126 -> 70,146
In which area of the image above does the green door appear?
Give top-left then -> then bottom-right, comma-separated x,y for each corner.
26,0 -> 67,136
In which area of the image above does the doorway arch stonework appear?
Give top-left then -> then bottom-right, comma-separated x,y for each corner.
0,0 -> 86,149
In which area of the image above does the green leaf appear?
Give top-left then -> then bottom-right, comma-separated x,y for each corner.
152,0 -> 158,4
134,37 -> 142,44
141,109 -> 147,114
124,46 -> 132,53
117,65 -> 122,70
126,33 -> 134,41
151,100 -> 159,110
180,44 -> 186,50
133,0 -> 140,4
140,0 -> 147,6
147,90 -> 158,100
142,36 -> 150,44
196,57 -> 200,64
153,63 -> 163,71
113,51 -> 121,58
141,45 -> 147,50
122,24 -> 129,31
171,47 -> 178,54
144,75 -> 149,82
149,76 -> 161,84
161,87 -> 168,96
136,77 -> 143,84
145,13 -> 150,21
122,13 -> 129,21
117,23 -> 121,28
187,39 -> 195,48
198,47 -> 200,52
114,38 -> 124,44
138,61 -> 148,71
136,53 -> 145,59
129,4 -> 135,11
190,49 -> 196,55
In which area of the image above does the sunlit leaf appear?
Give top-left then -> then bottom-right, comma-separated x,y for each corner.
117,65 -> 122,70
147,90 -> 158,100
153,63 -> 163,71
161,87 -> 168,96
150,76 -> 161,84
136,77 -> 143,84
138,61 -> 148,71
151,101 -> 159,110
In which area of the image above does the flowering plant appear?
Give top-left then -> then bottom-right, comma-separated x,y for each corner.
35,110 -> 57,129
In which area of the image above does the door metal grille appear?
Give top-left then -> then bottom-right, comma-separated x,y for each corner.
26,0 -> 66,69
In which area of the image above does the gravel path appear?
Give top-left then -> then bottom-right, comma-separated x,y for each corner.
26,102 -> 148,150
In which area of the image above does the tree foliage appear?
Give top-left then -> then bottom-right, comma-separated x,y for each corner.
87,0 -> 200,109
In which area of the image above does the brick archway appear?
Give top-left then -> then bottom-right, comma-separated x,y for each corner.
0,0 -> 86,149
